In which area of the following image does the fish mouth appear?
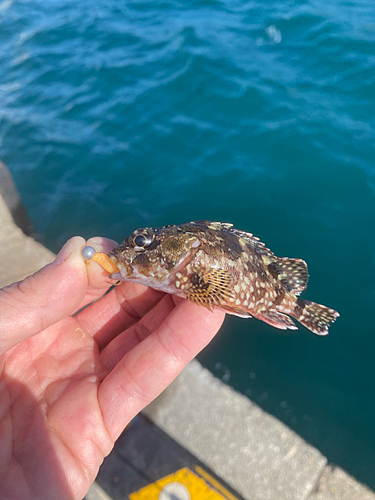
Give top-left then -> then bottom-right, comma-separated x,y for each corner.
108,271 -> 123,281
106,252 -> 134,280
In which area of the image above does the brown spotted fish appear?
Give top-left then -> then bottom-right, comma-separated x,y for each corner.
105,221 -> 339,335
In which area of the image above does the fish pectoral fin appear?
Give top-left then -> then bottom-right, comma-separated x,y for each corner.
252,310 -> 298,330
185,267 -> 233,308
267,257 -> 309,295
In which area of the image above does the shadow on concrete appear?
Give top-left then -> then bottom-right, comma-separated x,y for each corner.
0,162 -> 36,237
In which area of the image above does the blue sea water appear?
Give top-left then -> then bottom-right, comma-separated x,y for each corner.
1,0 -> 375,487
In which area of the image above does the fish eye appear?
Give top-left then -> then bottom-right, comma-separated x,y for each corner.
132,230 -> 153,250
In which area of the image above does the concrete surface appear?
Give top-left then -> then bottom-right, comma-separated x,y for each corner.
309,466 -> 375,500
0,162 -> 55,288
85,483 -> 112,500
144,360 -> 326,500
0,162 -> 35,237
1,162 -> 374,500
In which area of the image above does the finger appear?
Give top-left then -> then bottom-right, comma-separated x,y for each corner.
75,281 -> 165,349
74,236 -> 119,311
0,237 -> 88,353
100,294 -> 176,370
98,301 -> 226,441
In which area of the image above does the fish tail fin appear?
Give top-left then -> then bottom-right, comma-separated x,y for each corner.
294,299 -> 339,335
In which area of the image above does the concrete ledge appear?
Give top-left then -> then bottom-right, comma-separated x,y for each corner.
85,483 -> 112,500
144,360 -> 327,500
0,163 -> 55,288
310,465 -> 375,500
0,162 -> 35,237
0,193 -> 55,288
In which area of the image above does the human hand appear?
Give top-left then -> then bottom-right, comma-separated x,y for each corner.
0,236 -> 225,500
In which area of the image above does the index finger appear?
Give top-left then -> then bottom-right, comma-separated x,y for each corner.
75,281 -> 165,349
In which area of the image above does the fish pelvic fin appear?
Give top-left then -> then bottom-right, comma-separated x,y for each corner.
219,306 -> 252,318
265,256 -> 309,295
294,299 -> 339,335
252,311 -> 298,330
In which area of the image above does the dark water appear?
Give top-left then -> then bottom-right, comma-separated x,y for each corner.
1,0 -> 375,487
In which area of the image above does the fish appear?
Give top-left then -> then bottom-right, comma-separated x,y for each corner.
104,221 -> 339,335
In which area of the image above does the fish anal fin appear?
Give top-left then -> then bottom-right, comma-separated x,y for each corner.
267,257 -> 309,295
252,310 -> 298,330
185,267 -> 233,307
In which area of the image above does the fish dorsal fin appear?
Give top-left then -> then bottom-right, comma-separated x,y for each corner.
268,257 -> 309,295
228,228 -> 274,257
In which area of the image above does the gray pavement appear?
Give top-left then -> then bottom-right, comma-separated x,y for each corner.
1,161 -> 374,500
0,162 -> 55,288
145,360 -> 326,500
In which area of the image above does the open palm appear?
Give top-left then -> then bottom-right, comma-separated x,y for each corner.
0,237 -> 225,500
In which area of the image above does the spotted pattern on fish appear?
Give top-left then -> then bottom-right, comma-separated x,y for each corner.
107,221 -> 339,335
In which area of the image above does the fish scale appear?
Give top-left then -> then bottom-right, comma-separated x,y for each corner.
103,221 -> 339,336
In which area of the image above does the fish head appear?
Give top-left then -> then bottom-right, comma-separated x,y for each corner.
107,225 -> 200,288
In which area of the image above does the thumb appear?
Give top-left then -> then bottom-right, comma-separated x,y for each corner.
0,236 -> 89,354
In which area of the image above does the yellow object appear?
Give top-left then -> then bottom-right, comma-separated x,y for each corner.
194,466 -> 240,500
91,253 -> 120,273
129,466 -> 239,500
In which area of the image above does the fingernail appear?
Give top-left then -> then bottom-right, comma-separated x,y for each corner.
86,237 -> 119,254
53,239 -> 73,265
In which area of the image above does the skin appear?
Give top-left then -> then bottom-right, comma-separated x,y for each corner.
0,236 -> 225,500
